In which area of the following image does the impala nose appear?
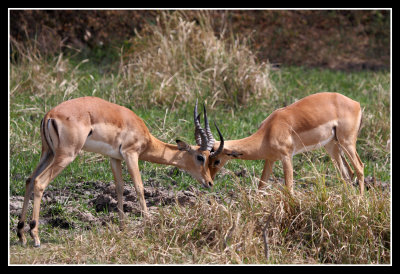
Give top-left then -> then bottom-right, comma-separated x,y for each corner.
202,181 -> 213,188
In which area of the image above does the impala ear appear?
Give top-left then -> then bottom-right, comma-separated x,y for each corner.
176,140 -> 191,151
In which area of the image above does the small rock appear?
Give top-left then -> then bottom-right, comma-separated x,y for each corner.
92,194 -> 118,212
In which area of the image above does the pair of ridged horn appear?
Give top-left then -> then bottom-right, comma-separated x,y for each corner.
194,99 -> 224,158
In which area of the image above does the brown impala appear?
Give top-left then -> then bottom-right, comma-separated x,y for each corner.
205,92 -> 365,195
17,96 -> 223,247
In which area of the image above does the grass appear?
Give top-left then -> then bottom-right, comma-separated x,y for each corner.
9,12 -> 390,264
9,184 -> 390,264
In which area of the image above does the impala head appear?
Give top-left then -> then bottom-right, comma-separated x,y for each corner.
175,139 -> 214,188
208,144 -> 246,179
198,101 -> 241,179
208,149 -> 232,180
184,100 -> 224,188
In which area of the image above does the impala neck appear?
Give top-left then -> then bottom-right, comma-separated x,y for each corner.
219,131 -> 266,160
140,135 -> 188,168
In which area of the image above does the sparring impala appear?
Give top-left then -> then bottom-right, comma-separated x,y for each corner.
17,96 -> 223,247
205,92 -> 365,195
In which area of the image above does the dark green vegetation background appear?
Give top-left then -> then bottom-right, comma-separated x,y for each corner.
11,10 -> 389,71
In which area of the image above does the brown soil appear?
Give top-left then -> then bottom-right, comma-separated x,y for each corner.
10,180 -> 201,231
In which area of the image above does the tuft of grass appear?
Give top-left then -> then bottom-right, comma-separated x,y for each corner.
117,11 -> 275,108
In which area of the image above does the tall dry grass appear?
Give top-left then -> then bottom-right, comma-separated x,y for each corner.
10,35 -> 87,158
11,11 -> 275,109
9,181 -> 390,264
118,11 -> 275,108
9,35 -> 99,108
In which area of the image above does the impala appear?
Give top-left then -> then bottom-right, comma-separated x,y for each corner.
206,92 -> 365,195
17,96 -> 223,247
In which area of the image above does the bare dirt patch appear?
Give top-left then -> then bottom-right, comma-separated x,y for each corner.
10,180 -> 201,231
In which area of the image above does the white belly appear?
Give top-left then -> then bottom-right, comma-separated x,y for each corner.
83,139 -> 123,159
293,126 -> 335,156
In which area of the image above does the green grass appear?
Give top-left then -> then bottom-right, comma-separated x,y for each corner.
11,64 -> 390,196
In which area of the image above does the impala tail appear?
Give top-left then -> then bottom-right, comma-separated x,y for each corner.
43,117 -> 60,155
25,117 -> 59,185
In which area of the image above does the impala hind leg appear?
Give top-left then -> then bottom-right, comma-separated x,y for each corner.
17,150 -> 54,246
29,153 -> 77,247
339,143 -> 365,195
258,159 -> 274,190
324,141 -> 354,182
110,158 -> 125,230
124,152 -> 149,217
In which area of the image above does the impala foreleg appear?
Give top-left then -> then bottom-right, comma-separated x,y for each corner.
281,155 -> 294,195
124,152 -> 149,217
258,160 -> 274,189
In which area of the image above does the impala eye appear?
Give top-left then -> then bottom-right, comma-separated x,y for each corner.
214,159 -> 221,166
197,155 -> 205,163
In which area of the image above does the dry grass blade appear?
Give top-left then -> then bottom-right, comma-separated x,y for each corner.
223,212 -> 240,250
262,205 -> 276,262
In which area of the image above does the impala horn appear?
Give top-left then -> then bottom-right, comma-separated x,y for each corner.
193,99 -> 224,155
210,121 -> 224,158
203,104 -> 215,151
194,99 -> 209,151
